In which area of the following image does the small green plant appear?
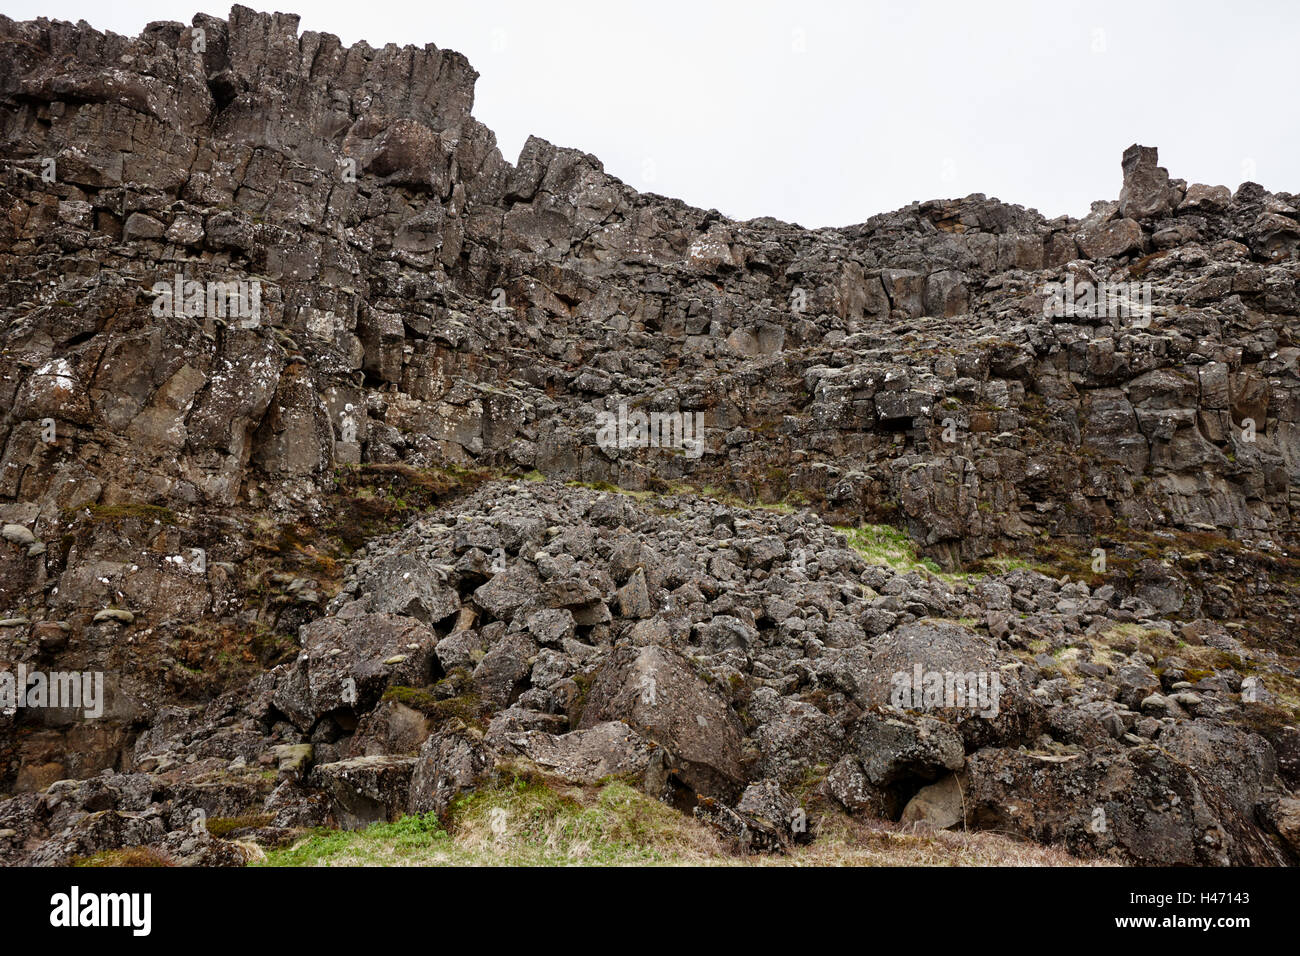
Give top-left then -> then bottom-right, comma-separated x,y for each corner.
258,812 -> 448,866
71,847 -> 176,867
206,814 -> 273,838
73,502 -> 178,525
253,778 -> 1103,868
838,523 -> 958,580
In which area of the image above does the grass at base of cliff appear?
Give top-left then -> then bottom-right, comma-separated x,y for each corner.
253,779 -> 1099,867
837,523 -> 976,585
72,847 -> 177,867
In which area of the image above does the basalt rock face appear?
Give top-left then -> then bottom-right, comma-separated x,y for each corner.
0,8 -> 1298,865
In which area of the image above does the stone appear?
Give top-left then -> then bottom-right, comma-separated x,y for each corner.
123,212 -> 166,240
0,4 -> 1296,869
92,608 -> 134,624
900,774 -> 964,829
1,524 -> 37,548
408,726 -> 495,817
1118,144 -> 1176,220
616,567 -> 654,619
1076,217 -> 1143,259
502,721 -> 664,786
960,747 -> 1286,866
1179,183 -> 1231,213
307,756 -> 417,829
579,644 -> 746,801
826,755 -> 896,818
271,614 -> 439,732
1260,797 -> 1300,858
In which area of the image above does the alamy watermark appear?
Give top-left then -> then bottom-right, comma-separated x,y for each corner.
891,664 -> 1002,718
151,273 -> 261,326
596,403 -> 705,459
50,886 -> 150,936
1042,280 -> 1152,321
1,665 -> 104,718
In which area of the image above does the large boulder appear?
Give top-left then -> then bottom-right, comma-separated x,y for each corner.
473,564 -> 543,622
852,710 -> 965,787
695,779 -> 807,853
494,721 -> 666,787
346,701 -> 434,757
1118,143 -> 1177,220
579,645 -> 746,801
750,688 -> 844,787
407,725 -> 496,818
959,747 -> 1287,865
306,756 -> 417,829
271,614 -> 440,732
825,755 -> 897,818
346,551 -> 461,625
1156,720 -> 1277,816
1076,217 -> 1143,259
900,774 -> 965,829
855,621 -> 1039,747
1260,797 -> 1300,861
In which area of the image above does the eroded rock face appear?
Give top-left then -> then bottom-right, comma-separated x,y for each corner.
0,478 -> 1292,864
407,725 -> 494,818
579,644 -> 747,802
958,748 -> 1287,866
307,755 -> 416,829
1119,144 -> 1178,221
271,613 -> 440,732
493,720 -> 665,788
0,8 -> 1298,867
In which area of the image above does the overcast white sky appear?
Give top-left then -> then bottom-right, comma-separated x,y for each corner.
5,0 -> 1298,227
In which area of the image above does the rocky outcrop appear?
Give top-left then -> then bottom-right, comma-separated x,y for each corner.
0,8 -> 1297,866
2,478 -> 1295,864
957,747 -> 1286,866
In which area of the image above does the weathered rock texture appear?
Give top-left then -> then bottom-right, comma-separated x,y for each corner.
0,8 -> 1298,865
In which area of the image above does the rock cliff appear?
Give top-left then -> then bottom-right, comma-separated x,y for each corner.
1,7 -> 1298,865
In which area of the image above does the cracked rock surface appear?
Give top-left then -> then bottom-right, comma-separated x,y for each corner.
0,7 -> 1298,865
